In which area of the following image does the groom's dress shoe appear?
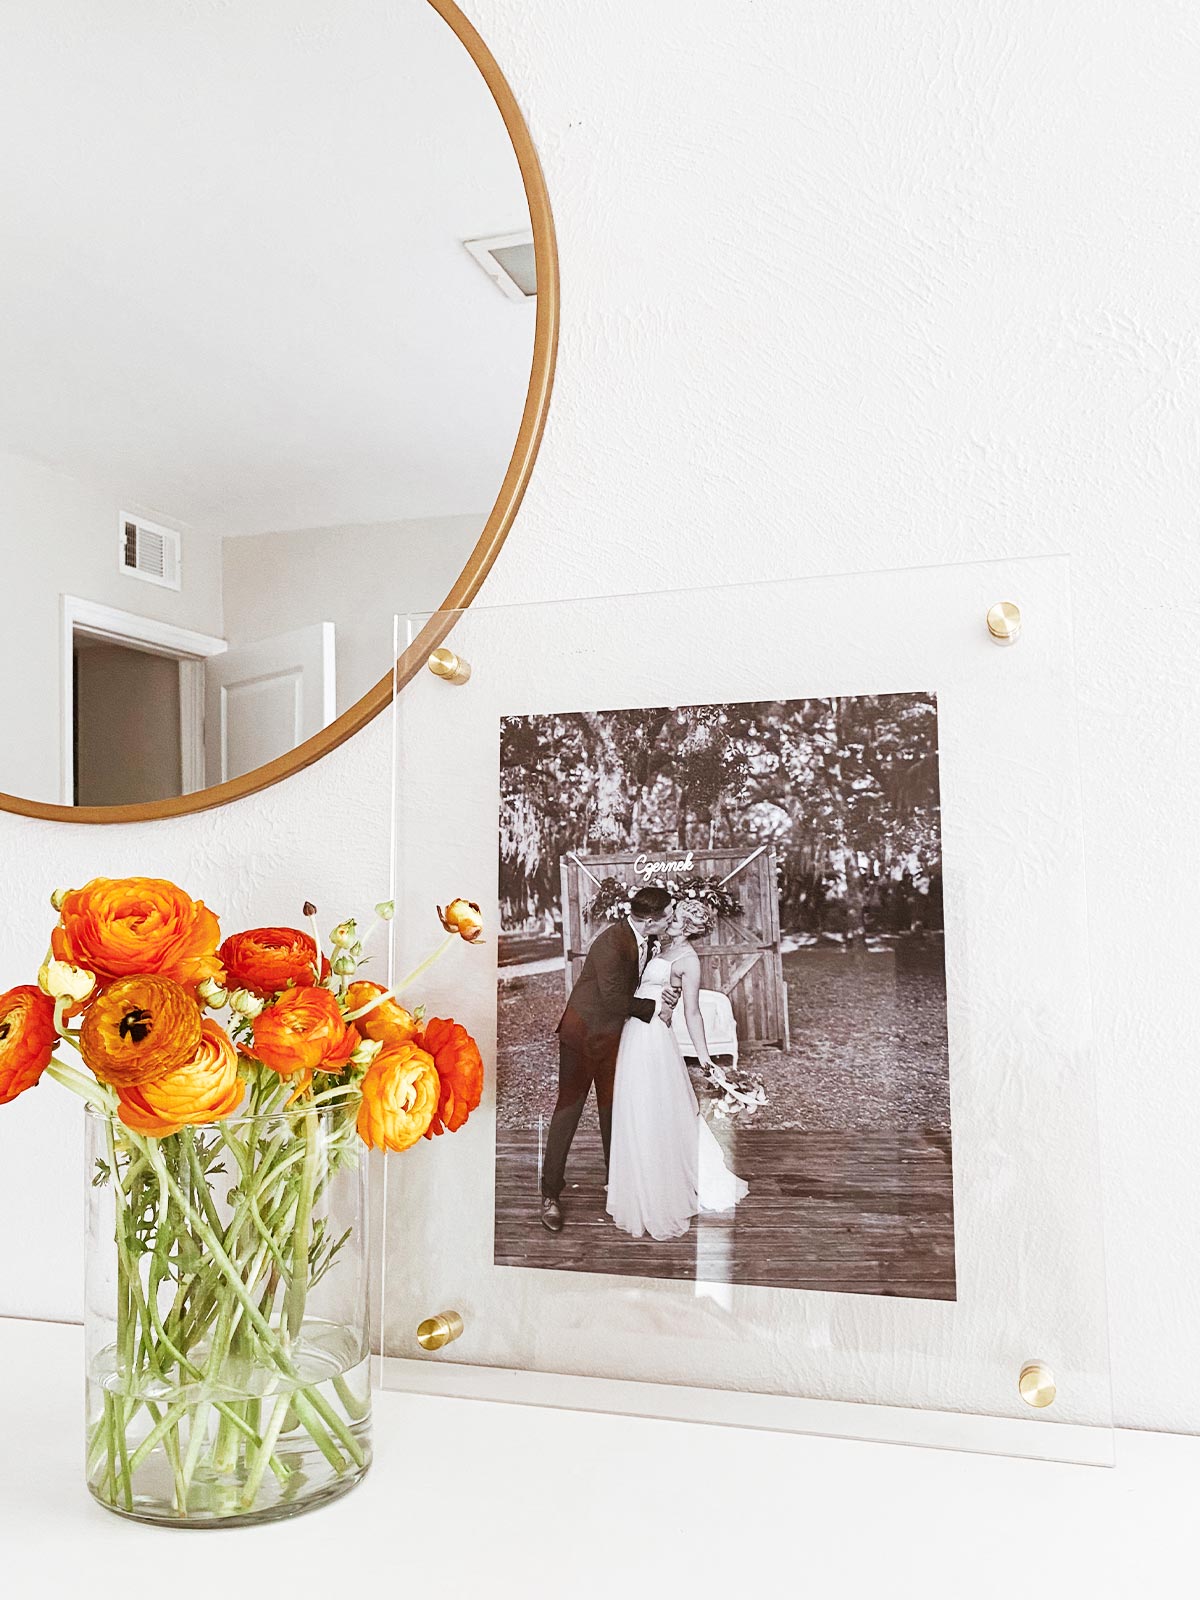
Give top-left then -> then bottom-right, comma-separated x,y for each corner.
540,1197 -> 564,1233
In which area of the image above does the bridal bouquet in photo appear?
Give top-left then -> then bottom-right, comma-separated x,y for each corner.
0,878 -> 485,1527
703,1060 -> 768,1120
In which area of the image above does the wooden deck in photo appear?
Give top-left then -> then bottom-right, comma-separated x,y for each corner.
495,1122 -> 956,1301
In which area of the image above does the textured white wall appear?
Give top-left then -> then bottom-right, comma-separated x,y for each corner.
0,0 -> 1196,1436
467,0 -> 1200,1437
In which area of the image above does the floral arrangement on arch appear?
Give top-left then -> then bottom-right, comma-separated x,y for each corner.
586,873 -> 741,925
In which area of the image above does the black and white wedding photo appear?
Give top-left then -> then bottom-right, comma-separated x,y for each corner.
495,691 -> 955,1301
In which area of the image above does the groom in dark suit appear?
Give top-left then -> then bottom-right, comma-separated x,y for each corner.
540,885 -> 680,1232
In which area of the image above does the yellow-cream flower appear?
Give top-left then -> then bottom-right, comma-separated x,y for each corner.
356,1043 -> 440,1152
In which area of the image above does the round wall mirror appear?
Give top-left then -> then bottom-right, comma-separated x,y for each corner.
0,0 -> 556,823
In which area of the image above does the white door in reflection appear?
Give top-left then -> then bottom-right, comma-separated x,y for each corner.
68,604 -> 334,802
204,621 -> 336,786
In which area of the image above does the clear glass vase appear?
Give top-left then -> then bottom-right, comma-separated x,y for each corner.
84,1092 -> 372,1526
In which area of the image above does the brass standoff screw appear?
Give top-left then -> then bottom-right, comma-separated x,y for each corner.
1018,1361 -> 1056,1409
416,1310 -> 465,1352
427,647 -> 471,684
986,601 -> 1022,645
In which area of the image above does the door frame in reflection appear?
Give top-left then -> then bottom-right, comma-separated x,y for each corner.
62,596 -> 226,805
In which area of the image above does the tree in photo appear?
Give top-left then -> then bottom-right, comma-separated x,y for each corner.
499,693 -> 942,944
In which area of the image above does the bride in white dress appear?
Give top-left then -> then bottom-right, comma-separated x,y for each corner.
606,899 -> 748,1241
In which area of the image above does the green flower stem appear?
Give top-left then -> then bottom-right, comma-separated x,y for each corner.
103,1118 -> 140,1509
180,1400 -> 213,1489
159,1403 -> 189,1512
169,1127 -> 304,1349
240,1391 -> 292,1508
181,1127 -> 225,1237
98,1393 -> 118,1505
285,1106 -> 320,1342
126,1256 -> 291,1491
193,1292 -> 241,1478
342,932 -> 455,1021
142,1138 -> 366,1470
95,1124 -> 256,1491
51,1052 -> 147,1492
310,1083 -> 365,1107
288,1392 -> 348,1474
393,931 -> 456,996
175,1217 -> 278,1366
205,1401 -> 292,1485
107,1391 -> 133,1510
126,1395 -> 198,1474
146,1154 -> 188,1510
176,1122 -> 299,1344
66,1054 -> 365,1511
45,1057 -> 112,1109
333,1373 -> 370,1423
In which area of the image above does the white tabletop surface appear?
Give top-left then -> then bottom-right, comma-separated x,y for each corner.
0,1316 -> 1192,1598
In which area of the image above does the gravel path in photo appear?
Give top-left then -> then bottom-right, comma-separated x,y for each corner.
496,949 -> 951,1134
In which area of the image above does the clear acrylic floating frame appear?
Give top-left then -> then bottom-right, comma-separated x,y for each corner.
378,557 -> 1112,1465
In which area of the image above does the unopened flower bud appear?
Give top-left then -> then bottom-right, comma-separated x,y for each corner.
351,1037 -> 383,1070
302,901 -> 318,918
331,951 -> 358,978
330,920 -> 358,949
197,977 -> 229,1009
37,955 -> 96,1005
50,888 -> 72,912
374,901 -> 395,922
228,988 -> 265,1019
437,898 -> 485,944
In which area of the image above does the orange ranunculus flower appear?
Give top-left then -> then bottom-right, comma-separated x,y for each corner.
251,985 -> 359,1077
356,1042 -> 440,1152
116,1020 -> 245,1138
344,981 -> 417,1046
437,898 -> 485,944
0,986 -> 58,1105
219,927 -> 328,998
79,975 -> 203,1089
52,877 -> 222,991
418,1017 -> 484,1138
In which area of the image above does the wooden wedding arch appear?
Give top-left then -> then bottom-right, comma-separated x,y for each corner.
560,846 -> 789,1050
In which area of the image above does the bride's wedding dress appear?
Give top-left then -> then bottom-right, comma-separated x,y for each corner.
606,956 -> 748,1241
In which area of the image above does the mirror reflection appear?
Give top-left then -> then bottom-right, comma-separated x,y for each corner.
0,0 -> 536,809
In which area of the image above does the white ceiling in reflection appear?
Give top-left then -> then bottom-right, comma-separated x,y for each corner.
0,0 -> 534,537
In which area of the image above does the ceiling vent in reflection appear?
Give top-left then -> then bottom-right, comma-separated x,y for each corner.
464,230 -> 537,301
119,515 -> 182,590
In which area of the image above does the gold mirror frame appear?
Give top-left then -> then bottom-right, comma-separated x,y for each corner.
3,0 -> 557,826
